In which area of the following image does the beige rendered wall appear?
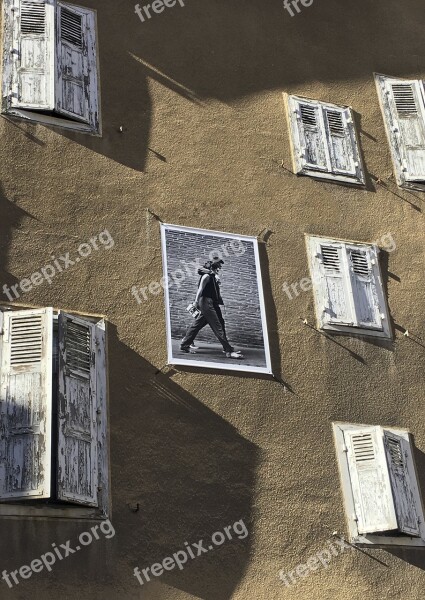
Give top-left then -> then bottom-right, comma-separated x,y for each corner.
0,0 -> 424,599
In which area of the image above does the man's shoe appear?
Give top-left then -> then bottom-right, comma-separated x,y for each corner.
190,343 -> 198,349
181,345 -> 196,354
225,351 -> 244,359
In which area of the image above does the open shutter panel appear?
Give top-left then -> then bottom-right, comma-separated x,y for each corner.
292,99 -> 329,172
0,308 -> 53,500
56,2 -> 99,128
317,242 -> 354,326
345,427 -> 398,534
324,107 -> 360,179
94,319 -> 108,516
57,312 -> 98,506
383,431 -> 420,536
9,0 -> 55,109
347,245 -> 383,330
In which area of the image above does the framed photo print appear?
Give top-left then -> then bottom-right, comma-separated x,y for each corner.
160,223 -> 272,375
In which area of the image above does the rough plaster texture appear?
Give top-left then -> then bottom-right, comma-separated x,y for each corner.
0,0 -> 424,599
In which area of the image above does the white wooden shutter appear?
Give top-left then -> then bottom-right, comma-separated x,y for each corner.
346,245 -> 383,330
345,426 -> 398,534
323,107 -> 362,181
0,308 -> 53,500
313,240 -> 355,326
57,312 -> 98,506
383,431 -> 420,536
55,2 -> 99,129
290,97 -> 329,173
287,95 -> 364,184
376,74 -> 425,187
6,0 -> 55,109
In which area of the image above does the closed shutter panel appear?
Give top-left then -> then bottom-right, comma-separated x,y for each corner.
383,431 -> 420,536
8,0 -> 55,109
317,242 -> 354,326
324,107 -> 360,179
376,74 -> 425,187
57,312 -> 98,506
56,2 -> 99,127
388,80 -> 425,182
345,427 -> 398,534
347,245 -> 383,330
0,308 -> 53,500
291,98 -> 329,172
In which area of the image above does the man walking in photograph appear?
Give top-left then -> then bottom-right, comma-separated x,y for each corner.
180,258 -> 244,359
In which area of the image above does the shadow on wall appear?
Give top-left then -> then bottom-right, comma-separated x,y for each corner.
0,182 -> 34,298
386,447 -> 425,571
43,0 -> 425,171
107,323 -> 259,600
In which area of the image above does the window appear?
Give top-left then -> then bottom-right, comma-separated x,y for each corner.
333,423 -> 425,547
1,0 -> 101,135
375,74 -> 425,191
306,235 -> 391,339
284,94 -> 365,186
0,307 -> 109,520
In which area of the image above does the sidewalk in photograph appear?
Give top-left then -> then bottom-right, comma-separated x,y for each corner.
171,339 -> 267,368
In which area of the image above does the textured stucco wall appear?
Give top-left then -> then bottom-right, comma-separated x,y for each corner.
0,0 -> 424,599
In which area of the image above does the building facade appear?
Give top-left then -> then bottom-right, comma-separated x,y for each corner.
0,0 -> 424,599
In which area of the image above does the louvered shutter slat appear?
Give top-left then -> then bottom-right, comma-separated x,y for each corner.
0,308 -> 53,500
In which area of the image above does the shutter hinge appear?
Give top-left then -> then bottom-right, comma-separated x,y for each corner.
97,486 -> 103,492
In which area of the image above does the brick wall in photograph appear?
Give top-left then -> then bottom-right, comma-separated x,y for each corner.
164,229 -> 265,348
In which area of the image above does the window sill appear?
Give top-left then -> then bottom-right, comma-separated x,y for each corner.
321,322 -> 392,340
2,108 -> 101,136
0,503 -> 109,521
297,169 -> 365,187
351,533 -> 425,548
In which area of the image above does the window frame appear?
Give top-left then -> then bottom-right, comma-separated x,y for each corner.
0,305 -> 110,521
1,0 -> 102,136
305,234 -> 392,339
333,422 -> 425,548
284,93 -> 366,187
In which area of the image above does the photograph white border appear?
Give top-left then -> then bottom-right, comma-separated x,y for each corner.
160,223 -> 273,375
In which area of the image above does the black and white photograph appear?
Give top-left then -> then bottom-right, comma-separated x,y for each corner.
160,224 -> 272,374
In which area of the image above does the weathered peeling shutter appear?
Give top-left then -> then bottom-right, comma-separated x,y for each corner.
345,426 -> 398,534
383,431 -> 420,536
323,107 -> 363,181
94,319 -> 108,516
376,74 -> 425,187
289,97 -> 329,172
347,245 -> 383,330
316,242 -> 354,326
55,2 -> 99,129
0,308 -> 53,500
6,0 -> 55,109
57,312 -> 98,506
